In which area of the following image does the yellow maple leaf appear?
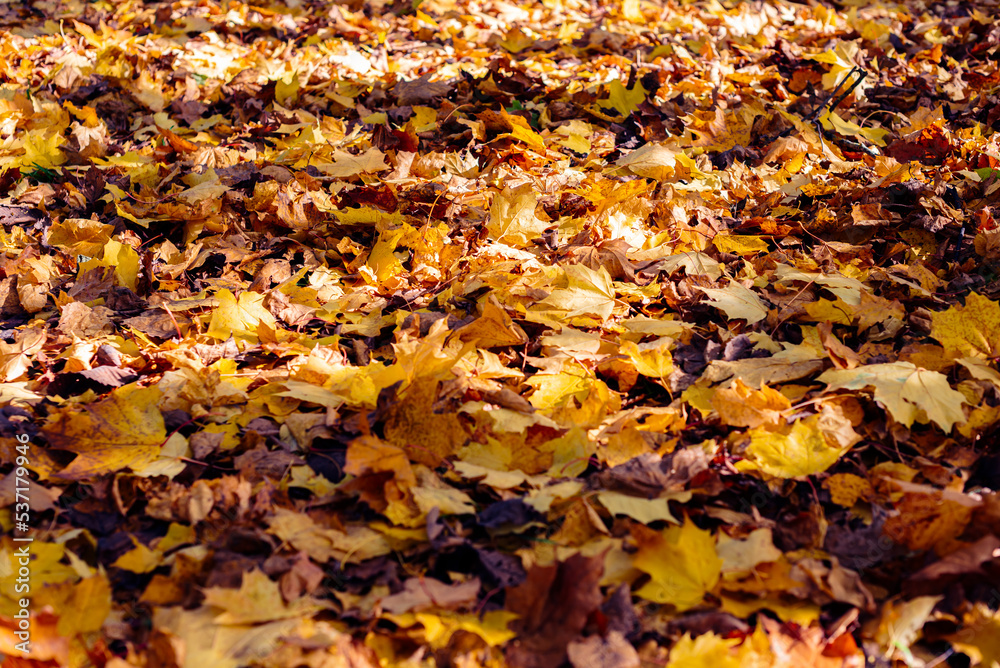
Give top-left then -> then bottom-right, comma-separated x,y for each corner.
548,119 -> 593,154
203,569 -> 324,625
43,384 -> 166,480
947,603 -> 1000,668
54,575 -> 112,637
113,523 -> 196,575
808,41 -> 872,95
698,281 -> 769,324
456,296 -> 528,348
684,103 -> 766,153
854,291 -> 906,331
713,234 -> 770,255
820,362 -> 967,431
602,489 -> 692,524
150,606 -> 295,668
345,435 -> 416,486
112,538 -> 162,574
317,147 -> 388,178
266,508 -> 393,564
21,130 -> 66,170
615,143 -> 677,181
597,79 -> 646,119
487,183 -> 549,244
541,264 -> 617,320
712,379 -> 790,429
78,239 -> 140,291
386,610 -> 518,649
803,297 -> 854,326
207,289 -> 277,342
632,518 -> 722,610
900,368 -> 967,433
383,380 -> 468,468
0,328 -> 45,382
930,292 -> 1000,359
621,337 -> 674,379
819,109 -> 888,146
716,528 -> 783,575
47,218 -> 114,258
666,632 -> 745,668
501,110 -> 546,153
742,415 -> 850,478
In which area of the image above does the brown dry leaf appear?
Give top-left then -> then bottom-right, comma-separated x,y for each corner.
265,508 -> 393,564
505,553 -> 604,668
817,321 -> 862,369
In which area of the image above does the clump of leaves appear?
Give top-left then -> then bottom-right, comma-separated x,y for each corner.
1,0 -> 1000,667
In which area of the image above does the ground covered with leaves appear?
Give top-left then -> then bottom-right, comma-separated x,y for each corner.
1,0 -> 1000,666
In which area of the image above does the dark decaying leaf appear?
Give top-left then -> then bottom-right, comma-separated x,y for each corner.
505,553 -> 604,668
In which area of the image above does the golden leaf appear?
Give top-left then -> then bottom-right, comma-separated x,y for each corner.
621,338 -> 674,379
598,79 -> 646,119
47,218 -> 114,258
487,183 -> 548,244
824,473 -> 873,507
456,296 -> 528,348
946,604 -> 1000,668
632,518 -> 722,610
712,234 -> 769,255
742,416 -> 851,479
712,379 -> 790,429
207,289 -> 278,342
900,367 -> 967,432
930,292 -> 1000,359
716,528 -> 783,575
203,569 -> 324,625
266,508 -> 393,564
883,486 -> 977,553
665,632 -> 745,668
43,384 -> 166,480
383,381 -> 468,468
541,264 -> 617,321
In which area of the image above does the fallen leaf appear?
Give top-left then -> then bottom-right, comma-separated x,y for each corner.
43,384 -> 166,480
505,553 -> 604,668
742,416 -> 853,479
698,281 -> 769,323
203,569 -> 324,624
632,518 -> 722,610
930,292 -> 1000,359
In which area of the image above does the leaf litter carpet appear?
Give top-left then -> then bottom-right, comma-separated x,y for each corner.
2,0 -> 1000,666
